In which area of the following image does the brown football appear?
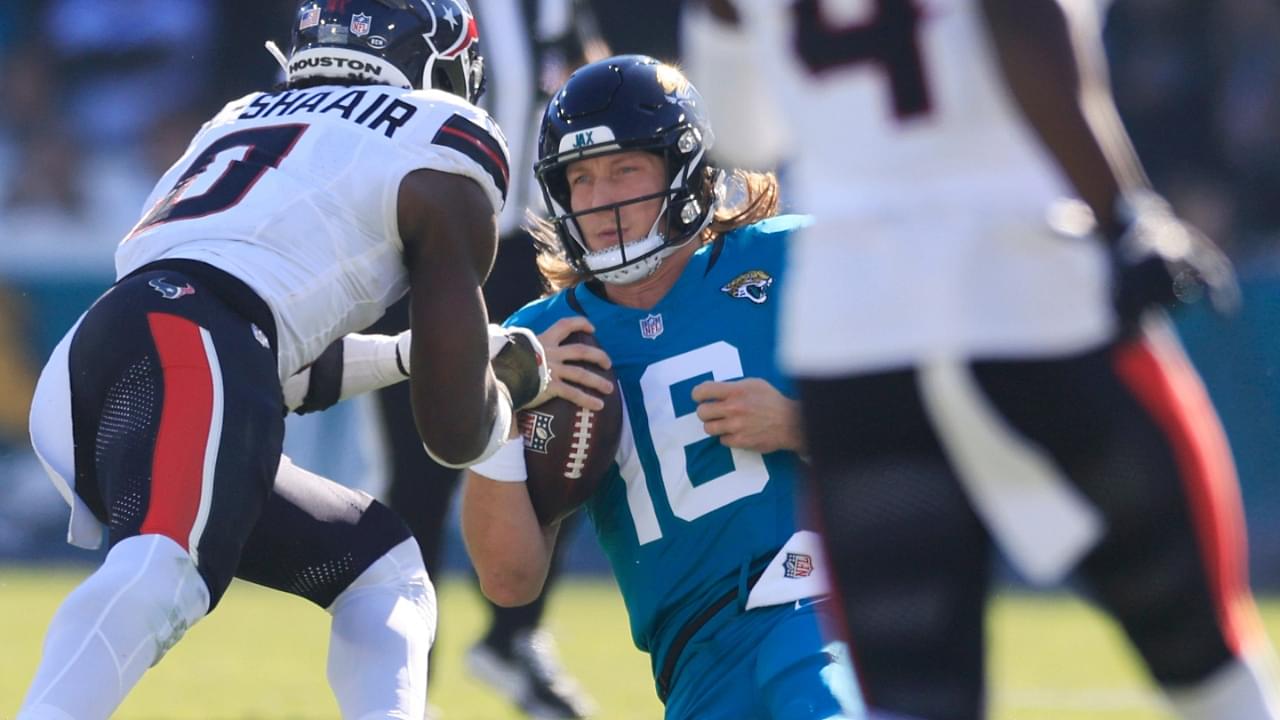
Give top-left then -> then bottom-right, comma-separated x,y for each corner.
518,331 -> 623,525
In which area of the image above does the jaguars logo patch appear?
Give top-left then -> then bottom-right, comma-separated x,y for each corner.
721,270 -> 773,304
520,411 -> 556,454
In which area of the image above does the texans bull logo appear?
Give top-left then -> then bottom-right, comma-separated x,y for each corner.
149,278 -> 196,300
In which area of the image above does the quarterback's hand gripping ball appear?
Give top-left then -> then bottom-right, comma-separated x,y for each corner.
518,331 -> 623,524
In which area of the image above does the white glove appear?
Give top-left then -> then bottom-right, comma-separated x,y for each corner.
488,324 -> 551,411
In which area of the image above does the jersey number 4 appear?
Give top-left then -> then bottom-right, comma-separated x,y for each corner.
129,124 -> 308,239
792,0 -> 932,119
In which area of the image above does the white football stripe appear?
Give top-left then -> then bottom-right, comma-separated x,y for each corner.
188,328 -> 224,565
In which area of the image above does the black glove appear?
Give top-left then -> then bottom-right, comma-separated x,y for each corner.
293,339 -> 345,415
1110,192 -> 1240,330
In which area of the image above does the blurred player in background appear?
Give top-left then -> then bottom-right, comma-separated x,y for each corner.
19,1 -> 549,718
462,55 -> 861,720
685,0 -> 1280,718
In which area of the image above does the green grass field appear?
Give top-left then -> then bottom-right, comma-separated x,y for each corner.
3,567 -> 1278,719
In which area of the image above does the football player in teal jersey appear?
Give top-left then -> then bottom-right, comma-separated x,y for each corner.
460,56 -> 862,720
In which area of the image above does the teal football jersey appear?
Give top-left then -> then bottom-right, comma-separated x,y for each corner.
505,215 -> 811,678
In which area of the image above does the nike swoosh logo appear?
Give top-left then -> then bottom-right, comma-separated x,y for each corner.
794,596 -> 830,611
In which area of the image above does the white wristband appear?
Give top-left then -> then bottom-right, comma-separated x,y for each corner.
469,435 -> 527,482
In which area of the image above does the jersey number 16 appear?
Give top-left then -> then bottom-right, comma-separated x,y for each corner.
621,342 -> 771,545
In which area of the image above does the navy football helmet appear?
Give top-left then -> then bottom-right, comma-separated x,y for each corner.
285,0 -> 485,102
535,55 -> 721,284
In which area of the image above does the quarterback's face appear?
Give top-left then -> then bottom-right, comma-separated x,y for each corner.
566,151 -> 667,251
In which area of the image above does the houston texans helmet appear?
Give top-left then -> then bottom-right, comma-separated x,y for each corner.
535,55 -> 721,285
285,0 -> 485,102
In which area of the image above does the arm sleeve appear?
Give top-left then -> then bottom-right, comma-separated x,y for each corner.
285,332 -> 411,414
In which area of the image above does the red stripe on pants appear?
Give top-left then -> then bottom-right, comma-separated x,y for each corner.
140,312 -> 214,549
1114,331 -> 1261,655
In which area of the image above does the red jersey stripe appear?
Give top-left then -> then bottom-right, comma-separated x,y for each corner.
440,124 -> 510,186
1114,329 -> 1263,656
141,313 -> 216,550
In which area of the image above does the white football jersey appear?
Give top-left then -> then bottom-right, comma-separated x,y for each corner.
116,84 -> 510,379
685,0 -> 1115,375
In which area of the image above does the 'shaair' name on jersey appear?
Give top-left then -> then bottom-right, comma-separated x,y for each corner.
238,85 -> 419,138
505,215 -> 809,674
115,84 -> 510,380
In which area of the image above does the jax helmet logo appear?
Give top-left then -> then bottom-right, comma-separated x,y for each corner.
148,278 -> 196,300
520,410 -> 557,454
721,270 -> 773,304
783,552 -> 813,579
558,125 -> 617,155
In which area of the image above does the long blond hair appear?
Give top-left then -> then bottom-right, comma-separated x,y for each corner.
529,168 -> 781,293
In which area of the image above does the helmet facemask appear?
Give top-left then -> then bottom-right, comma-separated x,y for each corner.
538,129 -> 721,285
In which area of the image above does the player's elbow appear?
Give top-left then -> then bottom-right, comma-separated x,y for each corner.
419,394 -> 511,469
461,506 -> 549,607
422,436 -> 484,469
475,565 -> 546,607
421,423 -> 495,468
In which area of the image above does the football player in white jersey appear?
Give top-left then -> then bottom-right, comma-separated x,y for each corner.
345,3 -> 605,715
19,1 -> 548,718
685,1 -> 1280,719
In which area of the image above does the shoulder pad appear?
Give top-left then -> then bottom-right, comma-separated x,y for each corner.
723,214 -> 811,246
211,92 -> 264,125
397,89 -> 512,210
503,290 -> 571,333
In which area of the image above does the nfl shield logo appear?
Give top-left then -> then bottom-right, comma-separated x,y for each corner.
783,553 -> 813,579
350,12 -> 372,36
520,411 -> 556,454
639,313 -> 664,340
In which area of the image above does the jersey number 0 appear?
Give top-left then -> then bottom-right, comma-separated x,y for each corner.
129,124 -> 309,239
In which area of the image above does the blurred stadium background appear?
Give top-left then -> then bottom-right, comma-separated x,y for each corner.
1,0 -> 1278,718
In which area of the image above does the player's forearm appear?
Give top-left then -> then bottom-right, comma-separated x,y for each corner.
781,399 -> 807,455
461,470 -> 558,607
416,358 -> 512,469
981,0 -> 1149,236
408,262 -> 509,467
